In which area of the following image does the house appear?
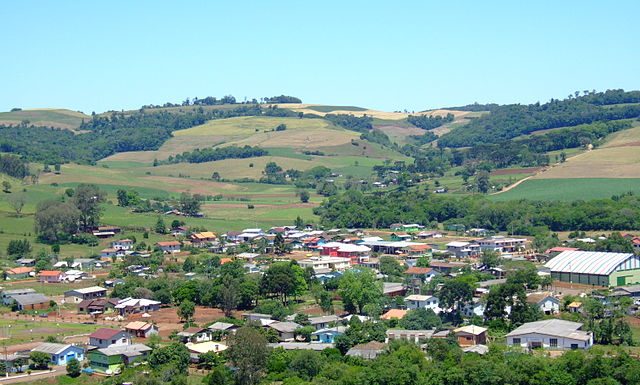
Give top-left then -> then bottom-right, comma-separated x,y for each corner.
404,294 -> 441,313
15,258 -> 36,267
429,260 -> 467,274
111,239 -> 134,251
72,258 -> 104,270
31,343 -> 85,366
567,301 -> 583,313
156,241 -> 181,253
6,267 -> 34,280
478,236 -> 528,254
78,298 -> 120,314
38,270 -> 65,283
308,315 -> 341,330
311,327 -> 346,343
177,327 -> 213,343
416,231 -> 443,239
545,246 -> 579,256
11,293 -> 51,311
319,242 -> 371,265
633,237 -> 640,254
506,319 -> 593,350
406,243 -> 433,257
185,341 -> 228,359
100,248 -> 126,259
190,232 -> 217,247
298,256 -> 351,273
462,298 -> 487,318
404,266 -> 438,285
88,344 -> 151,374
171,226 -> 189,237
0,352 -> 30,373
125,322 -> 158,338
545,250 -> 640,286
346,341 -> 386,359
64,286 -> 107,304
526,292 -> 560,315
390,224 -> 424,232
380,309 -> 408,320
453,325 -> 488,346
209,322 -> 240,335
114,298 -> 161,316
386,329 -> 435,344
242,313 -> 274,323
1,288 -> 36,305
268,342 -> 333,351
612,285 -> 640,298
267,322 -> 301,342
446,242 -> 480,258
390,233 -> 413,242
89,328 -> 132,349
383,282 -> 406,297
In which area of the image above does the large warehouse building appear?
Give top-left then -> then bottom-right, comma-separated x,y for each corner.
545,250 -> 640,287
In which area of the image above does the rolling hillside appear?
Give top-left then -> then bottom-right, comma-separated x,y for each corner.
0,108 -> 90,130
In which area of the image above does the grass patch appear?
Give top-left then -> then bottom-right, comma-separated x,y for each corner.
305,105 -> 368,113
490,178 -> 640,201
0,319 -> 101,345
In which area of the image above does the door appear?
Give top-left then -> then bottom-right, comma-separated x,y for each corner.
617,276 -> 627,286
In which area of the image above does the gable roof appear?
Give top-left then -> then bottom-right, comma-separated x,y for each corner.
12,293 -> 50,306
32,343 -> 75,355
157,241 -> 180,247
405,266 -> 433,275
39,270 -> 63,277
90,328 -> 126,340
454,325 -> 487,335
380,309 -> 408,320
545,250 -> 637,276
268,322 -> 301,333
7,267 -> 33,275
506,319 -> 590,341
125,321 -> 154,331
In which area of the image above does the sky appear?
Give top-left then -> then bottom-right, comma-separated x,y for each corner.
2,1 -> 640,113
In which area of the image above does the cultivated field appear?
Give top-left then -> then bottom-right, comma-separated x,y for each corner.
489,178 -> 640,201
0,108 -> 90,130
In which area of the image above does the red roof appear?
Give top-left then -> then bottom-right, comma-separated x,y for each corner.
7,267 -> 33,275
90,328 -> 124,340
39,270 -> 63,277
405,266 -> 433,275
157,241 -> 180,247
632,238 -> 640,245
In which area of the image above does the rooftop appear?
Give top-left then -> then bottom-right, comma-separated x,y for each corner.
545,250 -> 637,276
506,319 -> 590,341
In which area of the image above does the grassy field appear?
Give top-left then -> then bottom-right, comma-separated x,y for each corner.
489,178 -> 640,201
0,319 -> 100,345
0,109 -> 90,130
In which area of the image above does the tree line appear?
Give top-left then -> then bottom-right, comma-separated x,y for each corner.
314,190 -> 640,233
162,145 -> 268,164
439,89 -> 640,147
0,154 -> 30,178
407,113 -> 454,130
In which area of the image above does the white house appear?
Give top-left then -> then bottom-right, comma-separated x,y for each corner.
298,256 -> 351,273
446,241 -> 480,258
64,286 -> 107,304
526,292 -> 560,315
506,319 -> 593,350
112,239 -> 134,251
156,241 -> 181,253
404,294 -> 441,313
478,236 -> 528,254
89,328 -> 132,349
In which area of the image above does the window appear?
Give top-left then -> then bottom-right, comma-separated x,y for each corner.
111,340 -> 116,344
512,338 -> 521,344
571,344 -> 579,349
550,338 -> 558,348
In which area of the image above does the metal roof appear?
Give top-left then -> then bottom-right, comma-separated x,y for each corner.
544,250 -> 637,276
32,343 -> 74,355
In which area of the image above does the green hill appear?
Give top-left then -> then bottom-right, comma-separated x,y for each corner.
0,108 -> 90,130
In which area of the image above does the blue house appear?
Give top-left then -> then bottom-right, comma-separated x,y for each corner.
31,343 -> 85,365
311,327 -> 347,344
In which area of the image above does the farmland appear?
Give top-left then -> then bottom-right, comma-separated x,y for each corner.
489,178 -> 640,201
0,109 -> 90,131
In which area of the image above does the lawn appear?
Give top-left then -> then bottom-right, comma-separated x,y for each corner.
18,374 -> 103,385
0,279 -> 103,296
490,178 -> 640,201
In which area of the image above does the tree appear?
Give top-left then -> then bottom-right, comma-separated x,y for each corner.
177,300 -> 195,323
227,326 -> 269,385
182,256 -> 196,272
399,308 -> 442,330
148,343 -> 190,372
260,262 -> 307,304
7,239 -> 31,257
219,275 -> 239,317
439,278 -> 474,320
273,233 -> 289,255
155,216 -> 166,234
475,171 -> 490,193
379,256 -> 405,278
71,184 -> 105,231
480,250 -> 502,269
211,172 -> 221,181
294,216 -> 304,229
179,192 -> 201,216
29,351 -> 50,370
2,181 -> 11,193
66,358 -> 81,377
299,190 -> 310,203
338,269 -> 382,314
203,365 -> 234,385
8,193 -> 26,216
34,200 -> 81,243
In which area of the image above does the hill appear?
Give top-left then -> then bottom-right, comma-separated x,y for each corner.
0,108 -> 90,130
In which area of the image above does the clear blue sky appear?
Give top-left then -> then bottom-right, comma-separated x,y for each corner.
2,1 -> 639,113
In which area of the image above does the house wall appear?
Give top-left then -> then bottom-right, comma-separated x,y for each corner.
90,332 -> 131,348
89,352 -> 121,373
551,272 -> 609,287
538,299 -> 560,314
405,298 -> 440,312
507,333 -> 592,350
51,347 -> 85,365
609,269 -> 640,286
19,302 -> 49,311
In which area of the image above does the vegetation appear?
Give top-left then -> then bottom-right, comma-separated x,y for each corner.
407,113 -> 454,130
163,145 -> 268,164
